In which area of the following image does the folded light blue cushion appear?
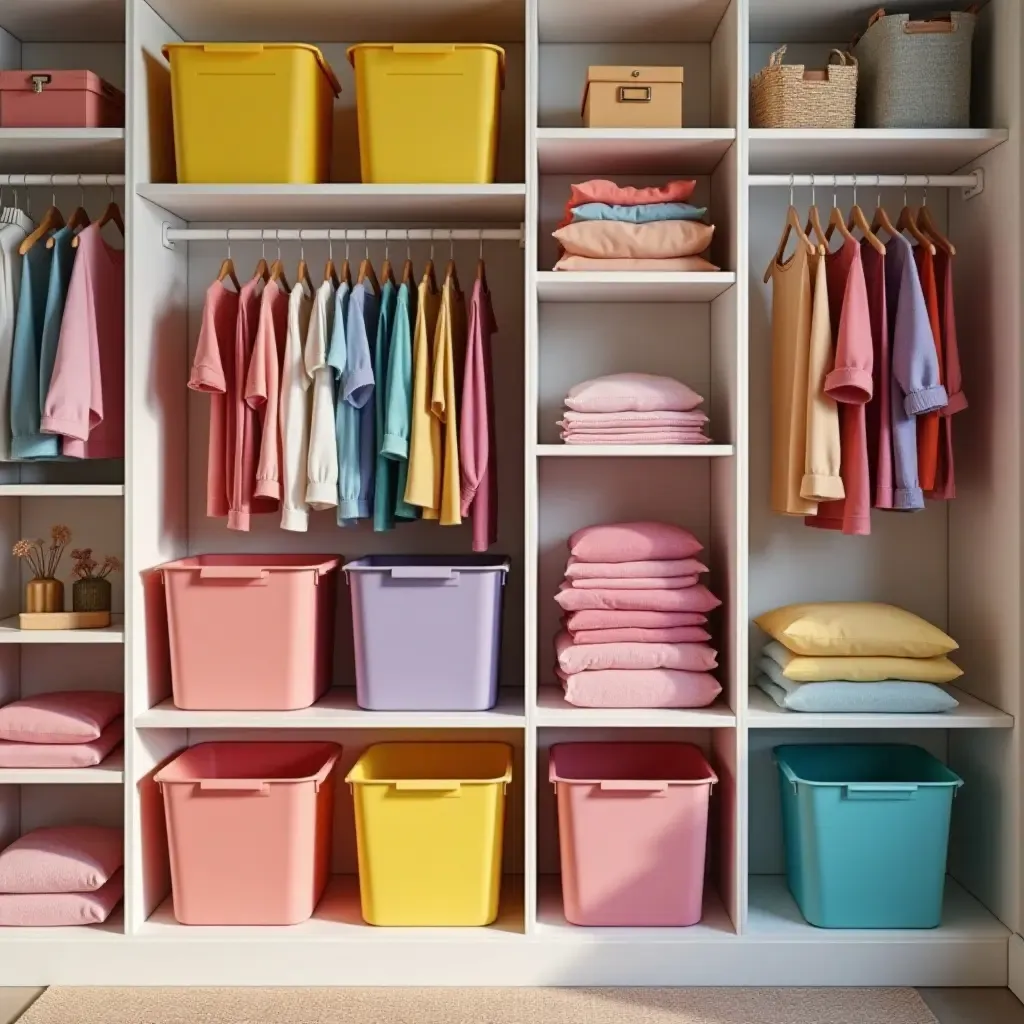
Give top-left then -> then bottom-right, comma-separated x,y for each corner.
753,673 -> 958,714
571,201 -> 708,224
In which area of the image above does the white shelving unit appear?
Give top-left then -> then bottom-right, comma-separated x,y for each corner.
0,0 -> 1021,994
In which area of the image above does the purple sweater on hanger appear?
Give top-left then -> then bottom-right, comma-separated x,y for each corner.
883,233 -> 948,510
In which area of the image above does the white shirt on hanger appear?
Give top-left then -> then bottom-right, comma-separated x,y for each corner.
279,280 -> 315,531
304,278 -> 338,509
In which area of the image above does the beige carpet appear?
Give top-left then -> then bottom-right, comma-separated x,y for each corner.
19,987 -> 938,1023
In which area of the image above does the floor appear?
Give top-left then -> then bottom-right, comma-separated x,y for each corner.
0,987 -> 1021,1023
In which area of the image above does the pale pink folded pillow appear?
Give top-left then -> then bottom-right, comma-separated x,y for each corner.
556,582 -> 720,613
561,433 -> 711,445
560,668 -> 722,708
562,410 -> 708,426
569,520 -> 704,561
566,557 -> 707,579
0,825 -> 123,894
553,254 -> 721,272
0,690 -> 123,744
565,374 -> 704,414
556,631 -> 718,673
572,625 -> 712,645
0,869 -> 123,926
0,719 -> 123,768
566,609 -> 708,630
554,220 -> 715,259
570,575 -> 698,591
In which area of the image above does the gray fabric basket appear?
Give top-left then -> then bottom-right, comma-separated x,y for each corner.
853,9 -> 976,128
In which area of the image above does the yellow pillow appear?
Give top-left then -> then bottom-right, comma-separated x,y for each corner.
755,602 -> 957,658
765,642 -> 963,684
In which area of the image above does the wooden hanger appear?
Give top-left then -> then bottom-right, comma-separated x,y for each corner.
323,233 -> 339,287
296,232 -> 314,294
843,179 -> 886,254
915,179 -> 956,256
74,195 -> 123,250
380,248 -> 395,286
251,232 -> 270,283
897,187 -> 936,255
763,190 -> 816,284
870,177 -> 899,242
215,232 -> 241,292
422,247 -> 439,294
804,182 -> 828,248
48,179 -> 89,249
356,248 -> 379,294
269,238 -> 290,292
19,192 -> 64,256
476,236 -> 488,290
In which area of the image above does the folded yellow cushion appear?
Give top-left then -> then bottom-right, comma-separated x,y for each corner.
755,601 -> 957,658
763,641 -> 962,684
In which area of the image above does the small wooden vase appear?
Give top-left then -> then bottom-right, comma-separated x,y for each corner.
73,577 -> 112,613
25,577 -> 64,613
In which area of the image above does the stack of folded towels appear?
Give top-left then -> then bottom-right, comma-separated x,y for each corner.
0,691 -> 123,767
559,373 -> 711,446
554,521 -> 722,708
753,602 -> 962,714
551,178 -> 719,273
0,825 -> 124,926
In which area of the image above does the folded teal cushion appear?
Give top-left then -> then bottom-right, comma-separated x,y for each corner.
754,674 -> 958,714
571,201 -> 708,224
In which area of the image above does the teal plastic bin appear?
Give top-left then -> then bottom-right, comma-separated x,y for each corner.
774,744 -> 963,929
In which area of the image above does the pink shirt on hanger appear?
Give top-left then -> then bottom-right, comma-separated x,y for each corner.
40,224 -> 124,459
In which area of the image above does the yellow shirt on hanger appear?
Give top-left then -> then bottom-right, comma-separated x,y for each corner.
432,276 -> 466,526
404,275 -> 442,519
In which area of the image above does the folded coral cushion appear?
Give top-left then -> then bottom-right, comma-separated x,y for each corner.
571,625 -> 712,645
0,869 -> 123,926
566,557 -> 707,579
762,641 -> 963,684
567,179 -> 697,212
566,373 -> 704,414
0,718 -> 123,769
555,220 -> 715,260
556,582 -> 720,613
0,825 -> 124,894
569,520 -> 703,561
754,675 -> 958,714
569,576 -> 699,590
571,201 -> 708,223
562,410 -> 709,427
566,610 -> 708,631
0,690 -> 123,744
560,668 -> 721,708
553,254 -> 721,272
556,631 -> 717,673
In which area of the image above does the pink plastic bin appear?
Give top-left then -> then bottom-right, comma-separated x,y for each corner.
0,70 -> 124,128
155,741 -> 341,925
550,742 -> 717,926
156,555 -> 340,711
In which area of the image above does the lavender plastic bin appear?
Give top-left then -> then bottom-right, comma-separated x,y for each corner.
344,555 -> 510,711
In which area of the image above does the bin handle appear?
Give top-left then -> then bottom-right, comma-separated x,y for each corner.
843,784 -> 919,801
599,780 -> 668,794
392,44 -> 458,54
199,779 -> 270,794
389,566 -> 457,581
198,566 -> 269,583
394,780 -> 462,793
202,43 -> 265,54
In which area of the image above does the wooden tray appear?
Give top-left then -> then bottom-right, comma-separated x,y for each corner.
18,611 -> 111,630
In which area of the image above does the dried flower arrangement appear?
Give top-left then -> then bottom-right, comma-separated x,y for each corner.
71,549 -> 123,580
12,524 -> 72,580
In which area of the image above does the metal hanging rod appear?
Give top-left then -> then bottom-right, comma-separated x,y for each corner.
750,172 -> 982,190
163,226 -> 523,244
0,174 -> 124,187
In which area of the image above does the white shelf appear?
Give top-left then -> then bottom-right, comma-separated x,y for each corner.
0,484 -> 123,498
536,686 -> 735,727
0,129 -> 124,175
0,1 -> 125,42
537,271 -> 735,303
537,129 -> 735,176
0,750 -> 124,785
747,686 -> 1013,729
749,129 -> 1009,175
0,614 -> 123,644
136,688 -> 525,729
138,875 -> 524,940
541,0 -> 732,43
0,906 -> 123,942
536,444 -> 733,458
747,875 -> 1010,942
137,183 -> 526,224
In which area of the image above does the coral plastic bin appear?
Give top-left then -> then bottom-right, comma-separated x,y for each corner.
162,43 -> 341,183
343,555 -> 509,711
0,70 -> 124,128
775,744 -> 964,929
157,554 -> 340,711
155,741 -> 341,925
346,742 -> 512,926
347,44 -> 505,183
550,742 -> 717,926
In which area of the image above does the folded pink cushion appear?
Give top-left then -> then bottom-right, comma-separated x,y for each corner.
566,609 -> 708,630
553,254 -> 721,272
556,631 -> 718,673
556,583 -> 721,613
560,668 -> 722,708
554,220 -> 715,259
569,575 -> 698,590
563,179 -> 697,218
0,719 -> 123,768
561,433 -> 711,445
565,373 -> 704,414
570,521 -> 703,562
566,557 -> 706,579
561,424 -> 710,435
0,825 -> 123,894
0,869 -> 123,926
571,625 -> 712,645
562,410 -> 708,426
0,690 -> 123,744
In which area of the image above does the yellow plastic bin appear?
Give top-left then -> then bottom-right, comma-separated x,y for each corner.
346,742 -> 512,925
163,43 -> 341,183
347,44 -> 505,184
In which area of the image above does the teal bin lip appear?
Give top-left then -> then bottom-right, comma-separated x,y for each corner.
773,743 -> 964,793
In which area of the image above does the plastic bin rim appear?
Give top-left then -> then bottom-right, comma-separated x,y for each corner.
548,742 -> 718,786
345,43 -> 506,88
162,42 -> 342,96
153,741 -> 342,787
773,744 -> 965,789
343,557 -> 510,573
154,555 -> 341,576
345,742 -> 513,786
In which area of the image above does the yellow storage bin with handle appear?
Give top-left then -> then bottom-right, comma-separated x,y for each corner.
162,43 -> 341,184
346,741 -> 512,926
347,44 -> 505,184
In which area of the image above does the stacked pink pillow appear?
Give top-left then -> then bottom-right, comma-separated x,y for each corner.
0,691 -> 123,767
554,521 -> 722,708
0,825 -> 124,926
558,373 -> 712,446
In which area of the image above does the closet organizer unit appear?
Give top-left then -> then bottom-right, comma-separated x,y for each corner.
0,0 -> 1020,992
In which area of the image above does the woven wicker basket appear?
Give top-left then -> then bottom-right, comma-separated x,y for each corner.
750,46 -> 858,129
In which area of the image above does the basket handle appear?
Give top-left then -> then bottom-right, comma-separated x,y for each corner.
394,780 -> 462,793
198,565 -> 268,584
199,779 -> 270,794
599,780 -> 668,795
202,44 -> 265,54
843,784 -> 919,801
768,45 -> 787,67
